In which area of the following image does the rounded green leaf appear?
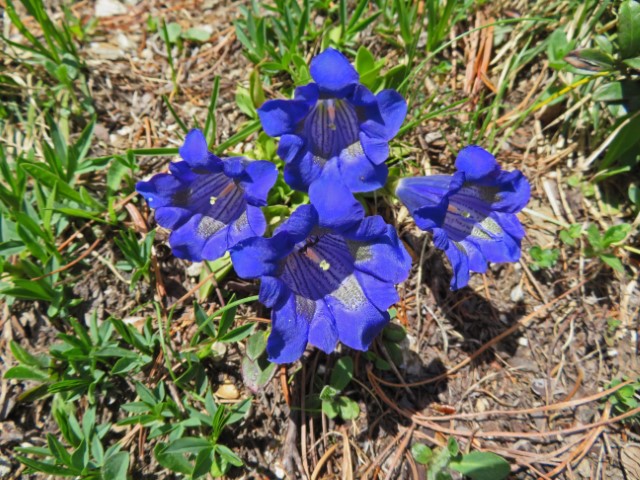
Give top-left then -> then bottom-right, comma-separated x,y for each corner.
449,451 -> 511,480
411,443 -> 433,465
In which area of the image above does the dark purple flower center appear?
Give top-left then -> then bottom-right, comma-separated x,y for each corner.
303,99 -> 360,161
279,232 -> 355,300
173,172 -> 246,225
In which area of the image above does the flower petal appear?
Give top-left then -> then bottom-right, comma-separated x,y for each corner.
433,229 -> 470,290
179,129 -> 222,170
273,204 -> 318,240
238,160 -> 278,206
355,270 -> 400,311
259,276 -> 291,309
325,275 -> 389,351
338,142 -> 388,192
231,235 -> 291,279
258,99 -> 311,137
360,89 -> 407,141
136,174 -> 183,209
359,132 -> 390,165
154,206 -> 192,230
455,145 -> 499,181
308,160 -> 364,228
346,216 -> 411,284
283,150 -> 326,191
267,294 -> 310,363
169,214 -> 226,261
307,300 -> 338,354
310,48 -> 359,94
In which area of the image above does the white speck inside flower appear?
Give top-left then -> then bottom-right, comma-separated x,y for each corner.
210,196 -> 217,205
148,197 -> 153,202
447,204 -> 470,218
319,259 -> 331,271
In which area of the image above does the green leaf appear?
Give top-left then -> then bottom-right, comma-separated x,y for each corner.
447,437 -> 459,457
603,224 -> 631,246
47,434 -> 72,465
319,385 -> 340,401
1,279 -> 54,302
164,437 -> 211,454
183,27 -> 211,42
218,322 -> 255,343
217,297 -> 237,338
111,356 -> 142,375
215,444 -> 243,467
245,331 -> 267,361
565,48 -> 615,71
192,447 -> 213,478
322,398 -> 340,419
102,451 -> 129,480
355,45 -> 376,75
593,82 -> 627,102
249,68 -> 265,107
450,451 -> 511,480
624,56 -> 640,69
600,114 -> 640,170
166,22 -> 182,43
329,356 -> 353,392
154,443 -> 193,475
599,253 -> 625,272
4,365 -> 49,381
619,0 -> 640,59
337,396 -> 360,420
383,323 -> 406,342
411,443 -> 433,465
9,340 -> 50,369
16,455 -> 77,476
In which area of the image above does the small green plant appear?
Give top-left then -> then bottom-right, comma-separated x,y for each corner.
113,229 -> 155,290
411,437 -> 511,480
529,245 -> 560,271
584,223 -> 632,272
559,222 -> 632,273
605,378 -> 640,424
153,392 -> 251,478
15,405 -> 129,479
365,316 -> 407,371
241,330 -> 277,393
318,356 -> 360,421
2,0 -> 94,112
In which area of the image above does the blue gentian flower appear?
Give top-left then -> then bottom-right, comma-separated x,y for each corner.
136,129 -> 277,261
257,48 -> 407,228
396,146 -> 530,290
230,204 -> 411,363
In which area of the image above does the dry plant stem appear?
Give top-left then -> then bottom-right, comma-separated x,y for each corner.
340,427 -> 354,480
301,362 -> 310,479
359,426 -> 412,478
32,237 -> 102,281
377,278 -> 589,388
310,444 -> 338,480
282,369 -> 305,479
582,109 -> 640,168
383,423 -> 414,480
405,450 -> 420,480
167,271 -> 216,310
369,368 -> 640,440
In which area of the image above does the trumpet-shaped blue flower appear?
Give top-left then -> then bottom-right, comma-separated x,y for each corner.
136,129 -> 277,261
258,48 -> 407,228
396,146 -> 530,290
230,205 -> 411,363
